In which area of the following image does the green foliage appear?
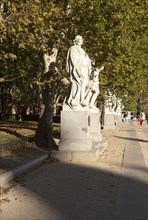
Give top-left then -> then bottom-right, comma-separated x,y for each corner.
0,0 -> 148,112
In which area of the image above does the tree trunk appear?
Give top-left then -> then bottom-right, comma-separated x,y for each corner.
34,47 -> 59,150
34,86 -> 57,150
34,0 -> 72,149
1,94 -> 9,120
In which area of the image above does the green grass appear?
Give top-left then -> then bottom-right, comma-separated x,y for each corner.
0,121 -> 60,149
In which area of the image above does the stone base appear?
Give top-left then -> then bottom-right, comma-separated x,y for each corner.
59,139 -> 92,151
91,133 -> 102,142
90,111 -> 102,141
60,110 -> 91,141
51,139 -> 107,162
104,113 -> 116,129
52,109 -> 108,162
116,114 -> 122,123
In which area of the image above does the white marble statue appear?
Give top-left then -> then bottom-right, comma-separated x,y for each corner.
105,91 -> 114,113
65,35 -> 91,109
115,99 -> 122,114
85,66 -> 104,109
111,94 -> 117,112
65,35 -> 104,110
105,92 -> 122,114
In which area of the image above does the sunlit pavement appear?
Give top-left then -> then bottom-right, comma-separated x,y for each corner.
0,121 -> 147,220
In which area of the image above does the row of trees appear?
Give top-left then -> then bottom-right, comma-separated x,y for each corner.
0,0 -> 148,148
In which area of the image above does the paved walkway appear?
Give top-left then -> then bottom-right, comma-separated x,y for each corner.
114,122 -> 148,220
0,121 -> 147,220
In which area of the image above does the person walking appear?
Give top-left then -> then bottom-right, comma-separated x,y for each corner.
140,116 -> 143,126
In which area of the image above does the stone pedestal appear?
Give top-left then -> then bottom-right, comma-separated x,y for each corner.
104,113 -> 116,129
90,110 -> 102,142
59,111 -> 92,151
116,114 -> 122,124
51,109 -> 107,162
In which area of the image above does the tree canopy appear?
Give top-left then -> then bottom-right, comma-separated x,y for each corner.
0,0 -> 148,117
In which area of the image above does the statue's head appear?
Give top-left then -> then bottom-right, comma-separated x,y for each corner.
74,35 -> 83,45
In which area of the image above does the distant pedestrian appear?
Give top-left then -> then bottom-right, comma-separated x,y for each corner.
139,117 -> 143,126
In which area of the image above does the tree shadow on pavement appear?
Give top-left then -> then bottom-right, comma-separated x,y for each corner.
0,122 -> 148,220
1,160 -> 147,220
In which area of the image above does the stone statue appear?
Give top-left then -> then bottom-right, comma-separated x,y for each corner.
85,66 -> 104,109
64,35 -> 104,110
65,35 -> 91,109
111,94 -> 117,112
105,92 -> 117,113
105,91 -> 113,113
115,99 -> 122,114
